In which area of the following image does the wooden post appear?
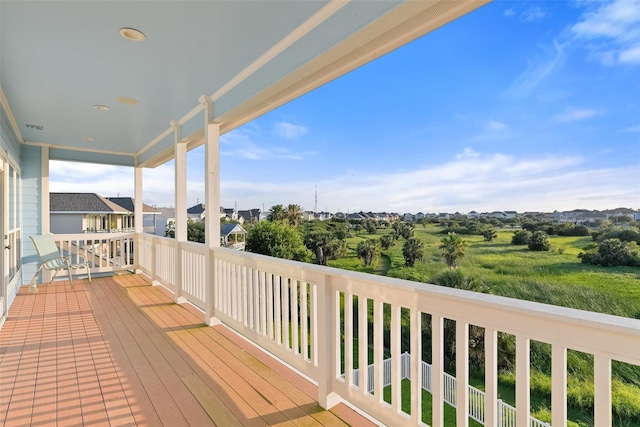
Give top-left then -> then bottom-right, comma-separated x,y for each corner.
172,120 -> 187,304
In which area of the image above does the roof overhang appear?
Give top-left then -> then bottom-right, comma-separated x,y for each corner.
1,0 -> 490,168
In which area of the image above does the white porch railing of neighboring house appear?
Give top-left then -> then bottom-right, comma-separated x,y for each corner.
53,233 -> 135,275
83,226 -> 156,234
348,352 -> 550,427
52,233 -> 640,427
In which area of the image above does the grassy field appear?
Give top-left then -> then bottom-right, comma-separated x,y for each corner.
331,225 -> 640,318
328,224 -> 640,426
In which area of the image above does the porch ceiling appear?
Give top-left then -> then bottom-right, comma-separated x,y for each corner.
0,0 -> 489,168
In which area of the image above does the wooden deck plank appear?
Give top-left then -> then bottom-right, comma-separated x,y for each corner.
0,274 -> 374,427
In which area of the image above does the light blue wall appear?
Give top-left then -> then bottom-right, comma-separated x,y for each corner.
20,145 -> 43,287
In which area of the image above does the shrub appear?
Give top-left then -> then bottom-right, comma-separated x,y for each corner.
511,229 -> 532,245
431,268 -> 488,293
579,238 -> 640,267
528,230 -> 551,251
597,227 -> 640,244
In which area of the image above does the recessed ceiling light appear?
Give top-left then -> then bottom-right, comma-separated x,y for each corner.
83,137 -> 95,142
119,27 -> 146,42
116,96 -> 139,105
94,105 -> 110,111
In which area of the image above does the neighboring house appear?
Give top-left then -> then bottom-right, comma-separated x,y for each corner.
222,208 -> 240,222
156,207 -> 175,237
238,209 -> 263,224
187,203 -> 206,221
403,213 -> 414,222
107,197 -> 161,234
467,210 -> 480,219
302,211 -> 316,221
50,193 -> 160,234
488,211 -> 507,219
221,223 -> 246,251
504,211 -> 517,220
50,193 -> 132,234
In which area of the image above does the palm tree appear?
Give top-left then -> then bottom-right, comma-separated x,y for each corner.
356,239 -> 378,267
267,204 -> 287,222
437,232 -> 466,268
286,204 -> 303,227
402,237 -> 424,267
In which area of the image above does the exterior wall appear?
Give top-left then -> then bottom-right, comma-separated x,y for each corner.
50,213 -> 83,234
20,145 -> 43,288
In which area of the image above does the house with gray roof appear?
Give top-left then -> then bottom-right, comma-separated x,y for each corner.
50,193 -> 159,234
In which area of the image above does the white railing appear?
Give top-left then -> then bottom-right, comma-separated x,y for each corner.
351,352 -> 549,427
133,235 -> 640,427
53,233 -> 135,275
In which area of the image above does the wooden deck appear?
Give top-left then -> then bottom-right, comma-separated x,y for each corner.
0,274 -> 375,427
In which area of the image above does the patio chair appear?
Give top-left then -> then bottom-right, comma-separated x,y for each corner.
27,235 -> 92,291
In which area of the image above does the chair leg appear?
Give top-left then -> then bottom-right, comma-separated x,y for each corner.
27,264 -> 45,293
50,269 -> 59,283
67,265 -> 74,288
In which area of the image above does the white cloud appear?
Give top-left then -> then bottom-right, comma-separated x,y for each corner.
620,44 -> 640,63
487,120 -> 508,131
220,128 -> 315,160
571,0 -> 640,65
272,121 -> 308,139
504,8 -> 515,17
50,152 -> 639,215
522,6 -> 547,22
554,108 -> 602,122
219,152 -> 638,214
505,40 -> 565,98
456,148 -> 479,159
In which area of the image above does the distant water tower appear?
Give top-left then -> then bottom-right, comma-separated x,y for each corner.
314,185 -> 318,214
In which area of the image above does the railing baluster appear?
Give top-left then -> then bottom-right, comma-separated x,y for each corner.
283,277 -> 290,350
301,281 -> 309,360
594,354 -> 612,427
374,299 -> 384,404
291,279 -> 299,355
410,309 -> 422,424
432,315 -> 444,427
552,344 -> 567,427
485,328 -> 498,427
391,304 -> 401,414
274,275 -> 282,345
267,273 -> 274,340
516,335 -> 531,427
344,292 -> 353,386
358,296 -> 368,394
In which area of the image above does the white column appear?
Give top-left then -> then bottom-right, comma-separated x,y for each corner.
41,145 -> 50,234
41,146 -> 51,283
134,165 -> 143,272
134,166 -> 143,234
516,335 -> 531,427
201,95 -> 221,325
172,120 -> 187,304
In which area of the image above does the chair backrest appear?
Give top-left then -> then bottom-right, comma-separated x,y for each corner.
30,235 -> 63,264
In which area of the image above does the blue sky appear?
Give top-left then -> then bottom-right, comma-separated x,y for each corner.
51,0 -> 640,214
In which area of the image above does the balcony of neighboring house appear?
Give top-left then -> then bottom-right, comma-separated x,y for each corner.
2,2 -> 639,427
